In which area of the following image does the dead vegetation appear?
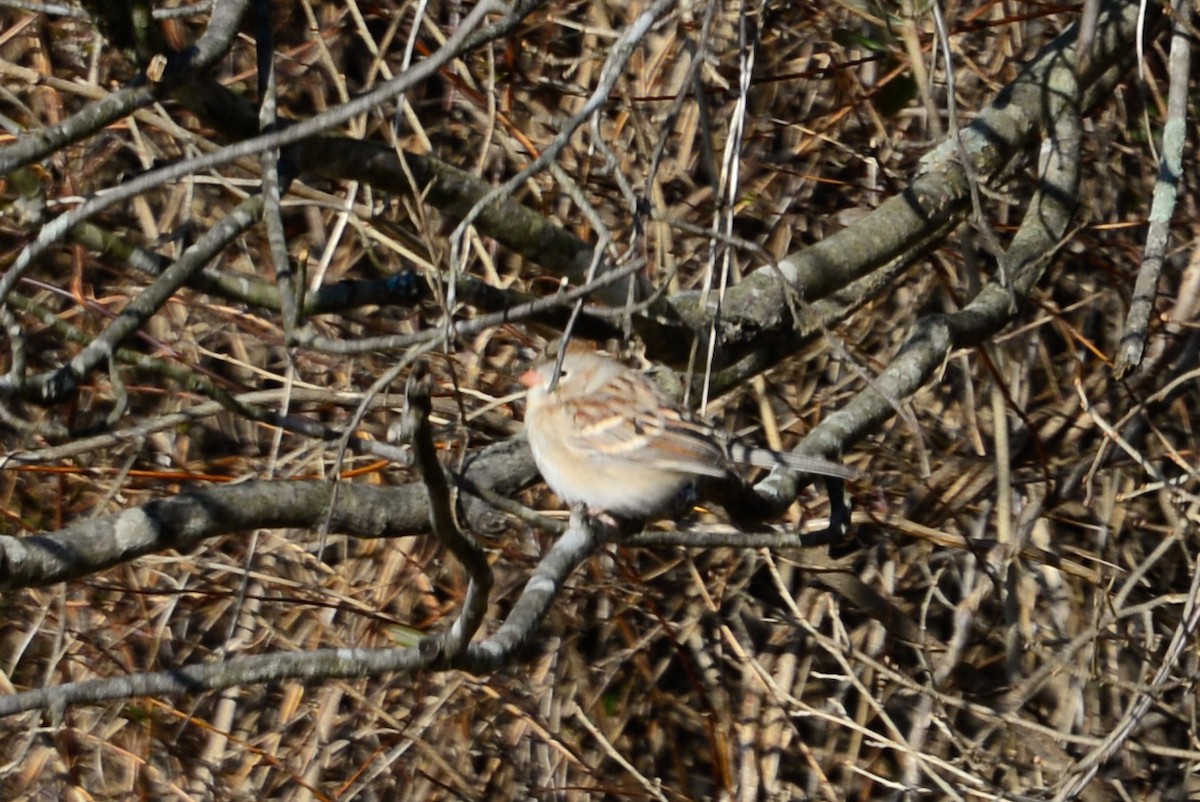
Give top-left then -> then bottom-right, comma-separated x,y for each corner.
1,1 -> 1198,800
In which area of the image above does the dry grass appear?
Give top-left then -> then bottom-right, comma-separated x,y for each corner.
1,1 -> 1198,800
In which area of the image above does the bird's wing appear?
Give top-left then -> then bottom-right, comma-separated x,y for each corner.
562,383 -> 729,478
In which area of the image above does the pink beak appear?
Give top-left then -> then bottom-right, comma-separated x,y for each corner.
519,368 -> 542,388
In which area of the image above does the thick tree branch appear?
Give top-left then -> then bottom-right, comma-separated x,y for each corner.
0,489 -> 597,717
0,434 -> 538,591
667,0 -> 1158,378
0,0 -> 248,175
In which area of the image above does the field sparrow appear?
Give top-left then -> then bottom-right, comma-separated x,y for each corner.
521,352 -> 857,518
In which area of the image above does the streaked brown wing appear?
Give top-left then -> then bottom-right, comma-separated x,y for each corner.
561,376 -> 727,477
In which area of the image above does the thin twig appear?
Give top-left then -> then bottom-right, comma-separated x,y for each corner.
403,366 -> 492,660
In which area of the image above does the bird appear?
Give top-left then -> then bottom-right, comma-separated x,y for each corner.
520,351 -> 857,519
